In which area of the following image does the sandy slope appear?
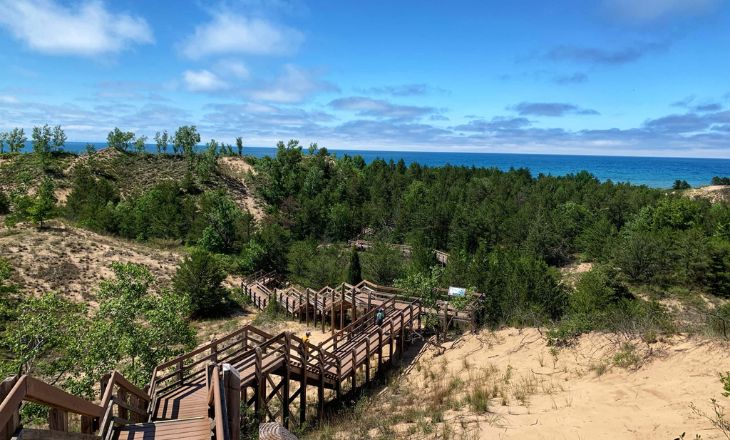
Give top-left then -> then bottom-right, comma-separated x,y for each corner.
341,328 -> 730,439
0,220 -> 182,303
683,185 -> 730,203
217,156 -> 266,222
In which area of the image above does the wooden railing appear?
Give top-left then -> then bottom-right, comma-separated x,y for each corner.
149,325 -> 272,414
0,374 -> 104,439
98,371 -> 150,438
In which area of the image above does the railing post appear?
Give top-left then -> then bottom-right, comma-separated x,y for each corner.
317,352 -> 325,422
399,314 -> 405,359
177,360 -> 184,386
211,336 -> 218,364
223,364 -> 241,440
299,339 -> 307,426
335,358 -> 342,401
117,388 -> 128,421
350,347 -> 357,394
330,290 -> 335,334
48,408 -> 68,432
377,327 -> 383,377
340,285 -> 345,329
255,347 -> 265,422
365,337 -> 371,385
0,376 -> 21,439
282,333 -> 291,429
306,290 -> 310,326
351,287 -> 357,322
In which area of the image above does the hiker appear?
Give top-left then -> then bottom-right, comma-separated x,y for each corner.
375,308 -> 385,326
302,331 -> 311,344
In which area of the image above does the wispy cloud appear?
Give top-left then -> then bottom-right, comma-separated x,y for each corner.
180,12 -> 303,58
511,102 -> 600,117
250,65 -> 338,103
671,96 -> 723,113
553,72 -> 588,85
183,70 -> 229,92
0,0 -> 153,56
547,40 -> 670,65
358,83 -> 445,97
329,97 -> 437,120
602,0 -> 721,23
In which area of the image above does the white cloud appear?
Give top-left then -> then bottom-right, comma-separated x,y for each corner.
0,95 -> 18,104
183,70 -> 229,92
181,13 -> 303,59
603,0 -> 720,23
217,60 -> 250,79
0,0 -> 153,56
250,65 -> 338,103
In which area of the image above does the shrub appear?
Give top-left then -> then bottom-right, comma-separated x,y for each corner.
173,248 -> 228,317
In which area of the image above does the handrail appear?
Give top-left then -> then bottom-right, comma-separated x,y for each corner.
0,375 -> 104,435
207,365 -> 229,440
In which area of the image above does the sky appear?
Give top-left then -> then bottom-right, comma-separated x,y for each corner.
0,0 -> 730,158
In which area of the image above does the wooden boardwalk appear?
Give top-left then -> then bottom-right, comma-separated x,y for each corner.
1,277 -> 423,440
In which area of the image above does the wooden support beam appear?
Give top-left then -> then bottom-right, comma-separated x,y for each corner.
339,286 -> 345,330
223,364 -> 241,440
351,287 -> 356,322
377,328 -> 383,377
117,388 -> 128,421
317,352 -> 325,422
255,347 -> 264,422
299,341 -> 307,426
282,333 -> 291,429
48,408 -> 68,432
306,290 -> 310,326
330,290 -> 335,335
365,338 -> 371,385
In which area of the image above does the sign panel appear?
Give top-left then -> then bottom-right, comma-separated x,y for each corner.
448,286 -> 466,297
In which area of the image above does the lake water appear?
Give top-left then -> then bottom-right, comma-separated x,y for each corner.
61,142 -> 730,189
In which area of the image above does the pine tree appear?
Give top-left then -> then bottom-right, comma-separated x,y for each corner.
28,177 -> 57,228
347,247 -> 362,284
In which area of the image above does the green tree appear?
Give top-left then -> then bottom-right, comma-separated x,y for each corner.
173,125 -> 200,159
198,191 -> 252,254
173,249 -> 227,317
0,131 -> 6,154
134,135 -> 147,154
28,177 -> 57,228
154,130 -> 168,155
196,139 -> 218,182
347,247 -> 362,285
2,292 -> 86,377
32,124 -> 53,156
236,136 -> 243,156
107,127 -> 135,152
7,127 -> 26,153
361,241 -> 404,285
72,262 -> 195,393
672,179 -> 691,190
51,125 -> 66,151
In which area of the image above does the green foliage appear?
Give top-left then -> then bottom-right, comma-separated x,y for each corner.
27,177 -> 57,228
65,168 -> 119,231
198,190 -> 254,254
361,241 -> 405,285
721,372 -> 730,397
347,247 -> 363,285
6,127 -> 26,153
286,241 -> 345,288
0,189 -> 9,214
1,292 -> 86,377
134,135 -> 147,154
68,262 -> 195,394
154,130 -> 169,155
107,127 -> 136,152
395,266 -> 447,332
236,137 -> 244,156
712,176 -> 730,186
173,248 -> 228,317
196,139 -> 219,182
173,125 -> 200,158
673,179 -> 691,190
548,267 -> 674,346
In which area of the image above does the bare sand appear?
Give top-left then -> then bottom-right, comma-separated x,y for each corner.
0,220 -> 182,303
343,328 -> 730,439
683,185 -> 730,203
217,156 -> 265,222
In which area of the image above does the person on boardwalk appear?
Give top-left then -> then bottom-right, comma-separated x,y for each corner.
302,331 -> 311,344
375,308 -> 385,326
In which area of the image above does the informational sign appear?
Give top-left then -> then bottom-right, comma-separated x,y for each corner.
448,286 -> 466,297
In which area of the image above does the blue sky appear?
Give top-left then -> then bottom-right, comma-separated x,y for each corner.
1,0 -> 729,157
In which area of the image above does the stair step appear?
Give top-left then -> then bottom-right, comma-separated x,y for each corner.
17,429 -> 100,440
114,417 -> 210,440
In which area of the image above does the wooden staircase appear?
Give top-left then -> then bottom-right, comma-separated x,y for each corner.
1,279 -> 424,440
